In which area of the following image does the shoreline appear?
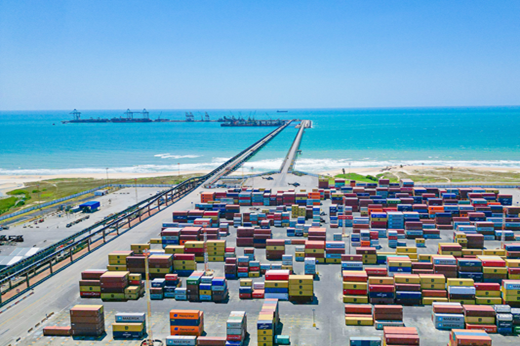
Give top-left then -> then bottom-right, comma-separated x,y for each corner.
2,166 -> 520,195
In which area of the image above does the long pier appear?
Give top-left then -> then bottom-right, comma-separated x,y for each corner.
280,120 -> 310,174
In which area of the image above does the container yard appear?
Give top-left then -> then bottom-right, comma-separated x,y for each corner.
3,176 -> 520,346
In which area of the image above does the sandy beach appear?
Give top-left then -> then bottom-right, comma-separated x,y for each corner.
2,166 -> 520,196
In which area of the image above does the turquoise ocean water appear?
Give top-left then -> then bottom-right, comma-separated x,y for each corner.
0,107 -> 519,175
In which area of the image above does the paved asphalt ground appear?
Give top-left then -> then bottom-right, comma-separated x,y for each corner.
2,180 -> 520,346
0,187 -> 167,256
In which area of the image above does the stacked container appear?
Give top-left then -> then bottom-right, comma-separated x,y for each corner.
169,310 -> 204,336
112,312 -> 146,339
226,311 -> 248,345
447,278 -> 476,304
288,275 -> 313,302
79,269 -> 106,298
432,302 -> 465,330
107,251 -> 132,271
173,253 -> 196,276
394,274 -> 422,306
463,305 -> 496,333
305,241 -> 325,264
342,270 -> 368,304
420,274 -> 448,305
257,299 -> 280,346
70,305 -> 105,337
448,329 -> 491,346
502,280 -> 520,307
264,270 -> 290,300
382,326 -> 419,345
266,239 -> 285,260
239,279 -> 252,299
304,257 -> 316,275
100,271 -> 129,301
345,304 -> 373,326
368,276 -> 395,304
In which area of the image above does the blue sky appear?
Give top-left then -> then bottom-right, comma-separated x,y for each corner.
0,1 -> 519,110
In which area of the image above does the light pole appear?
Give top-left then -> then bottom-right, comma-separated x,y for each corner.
251,167 -> 254,190
134,178 -> 139,202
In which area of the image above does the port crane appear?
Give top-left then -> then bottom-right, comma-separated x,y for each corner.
70,109 -> 81,120
124,108 -> 150,120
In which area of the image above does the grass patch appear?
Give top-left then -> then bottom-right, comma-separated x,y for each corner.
328,173 -> 400,184
0,174 -> 202,217
0,196 -> 18,214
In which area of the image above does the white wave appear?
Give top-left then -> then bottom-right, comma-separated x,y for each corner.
294,159 -> 520,172
240,158 -> 285,172
0,157 -> 233,175
154,153 -> 201,159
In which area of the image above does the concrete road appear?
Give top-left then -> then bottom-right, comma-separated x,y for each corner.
0,187 -> 167,256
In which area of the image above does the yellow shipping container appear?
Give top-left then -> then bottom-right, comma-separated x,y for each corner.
450,299 -> 476,305
107,265 -> 127,271
465,316 -> 495,324
343,295 -> 369,304
482,267 -> 507,275
101,293 -> 126,300
343,282 -> 368,290
150,238 -> 162,244
304,248 -> 324,254
345,316 -> 373,326
79,286 -> 100,292
129,273 -> 141,281
422,297 -> 449,305
149,268 -> 171,274
326,258 -> 341,264
266,246 -> 285,251
295,252 -> 305,258
418,254 -> 432,262
387,261 -> 412,267
112,322 -> 144,332
265,281 -> 289,288
476,290 -> 501,297
506,259 -> 520,268
165,246 -> 185,254
396,247 -> 417,254
421,283 -> 446,290
240,279 -> 252,287
483,249 -> 506,256
447,278 -> 474,287
289,290 -> 313,296
289,284 -> 314,291
420,274 -> 445,284
475,297 -> 502,305
289,275 -> 313,284
368,277 -> 394,285
249,272 -> 260,278
185,241 -> 204,248
462,249 -> 483,256
258,329 -> 273,336
199,290 -> 212,296
394,274 -> 421,284
208,256 -> 224,262
108,258 -> 126,265
175,264 -> 196,271
206,240 -> 226,247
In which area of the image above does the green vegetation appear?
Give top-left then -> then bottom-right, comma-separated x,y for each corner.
328,173 -> 399,184
0,196 -> 18,214
329,168 -> 520,184
0,174 -> 202,217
